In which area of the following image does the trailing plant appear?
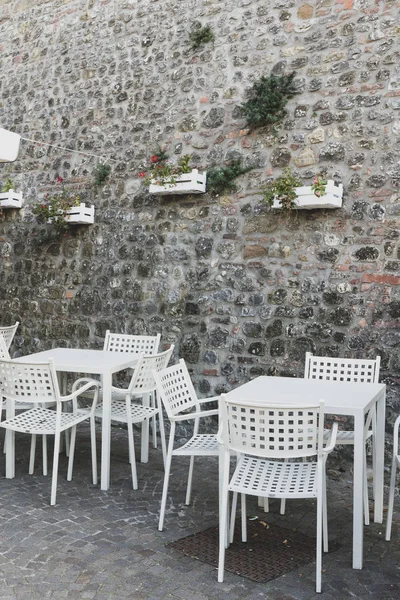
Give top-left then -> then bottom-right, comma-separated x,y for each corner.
311,175 -> 327,197
138,149 -> 192,187
240,72 -> 298,130
33,177 -> 81,231
93,163 -> 111,186
262,168 -> 301,213
206,161 -> 254,196
189,24 -> 215,50
2,177 -> 14,192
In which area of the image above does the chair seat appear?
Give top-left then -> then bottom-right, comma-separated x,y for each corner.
173,434 -> 219,456
229,455 -> 318,498
1,407 -> 88,435
84,400 -> 158,424
323,428 -> 373,444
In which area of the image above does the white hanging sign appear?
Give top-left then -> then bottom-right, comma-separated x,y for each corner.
0,128 -> 21,162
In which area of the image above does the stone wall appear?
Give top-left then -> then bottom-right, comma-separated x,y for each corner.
0,0 -> 399,424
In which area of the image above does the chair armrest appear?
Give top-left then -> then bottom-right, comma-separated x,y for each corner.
171,408 -> 219,422
62,378 -> 101,401
393,415 -> 400,458
198,395 -> 220,405
323,422 -> 338,454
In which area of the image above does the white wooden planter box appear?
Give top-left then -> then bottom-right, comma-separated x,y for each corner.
0,190 -> 23,209
65,203 -> 95,224
272,180 -> 343,210
149,169 -> 206,195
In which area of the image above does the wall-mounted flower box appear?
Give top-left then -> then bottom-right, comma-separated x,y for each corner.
272,180 -> 343,210
64,203 -> 95,224
0,190 -> 23,209
149,169 -> 207,195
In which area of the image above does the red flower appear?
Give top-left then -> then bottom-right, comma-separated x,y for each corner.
56,176 -> 63,183
150,155 -> 159,163
138,172 -> 146,178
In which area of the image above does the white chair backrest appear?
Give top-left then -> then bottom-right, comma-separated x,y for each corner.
127,345 -> 174,395
219,395 -> 325,460
0,358 -> 60,406
0,336 -> 10,360
304,352 -> 380,383
0,321 -> 19,350
153,358 -> 201,419
103,330 -> 161,355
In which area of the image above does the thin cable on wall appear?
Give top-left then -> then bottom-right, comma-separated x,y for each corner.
20,136 -> 120,163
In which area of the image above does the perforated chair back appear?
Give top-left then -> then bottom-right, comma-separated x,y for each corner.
127,345 -> 174,396
219,397 -> 324,460
0,321 -> 19,350
0,358 -> 60,406
153,359 -> 201,419
103,330 -> 161,355
304,352 -> 380,383
0,336 -> 10,360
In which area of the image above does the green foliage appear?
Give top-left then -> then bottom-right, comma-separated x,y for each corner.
189,24 -> 215,50
2,178 -> 14,192
262,168 -> 301,213
33,177 -> 81,231
139,150 -> 192,187
93,163 -> 111,186
240,72 -> 298,130
206,161 -> 253,196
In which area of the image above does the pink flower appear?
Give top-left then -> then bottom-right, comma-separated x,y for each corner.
56,176 -> 63,183
138,172 -> 146,178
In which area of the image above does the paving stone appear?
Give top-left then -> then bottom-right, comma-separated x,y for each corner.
0,425 -> 400,599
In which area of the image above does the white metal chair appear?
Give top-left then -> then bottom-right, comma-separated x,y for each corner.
304,352 -> 380,525
103,331 -> 161,355
385,415 -> 400,541
0,321 -> 19,350
103,330 -> 161,452
217,395 -> 337,593
78,346 -> 174,490
153,358 -> 220,531
0,358 -> 100,505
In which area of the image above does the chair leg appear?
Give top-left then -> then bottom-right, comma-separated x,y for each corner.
140,393 -> 150,463
158,407 -> 167,468
280,498 -> 286,515
323,470 -> 328,553
218,461 -> 230,583
50,433 -> 61,506
67,426 -> 77,481
229,492 -> 238,544
29,434 -> 37,475
42,435 -> 48,476
159,447 -> 173,532
363,448 -> 370,526
263,497 -> 269,512
185,456 -> 195,505
241,493 -> 247,543
385,458 -> 397,541
90,416 -> 97,485
127,417 -> 138,490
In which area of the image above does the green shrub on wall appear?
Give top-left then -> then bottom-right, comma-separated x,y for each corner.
240,72 -> 298,130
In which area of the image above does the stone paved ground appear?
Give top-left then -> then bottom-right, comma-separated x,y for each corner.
0,425 -> 399,600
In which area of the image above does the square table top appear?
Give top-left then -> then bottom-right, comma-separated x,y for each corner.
14,347 -> 138,375
226,375 -> 386,417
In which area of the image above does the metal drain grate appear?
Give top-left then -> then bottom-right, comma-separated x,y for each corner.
168,518 -> 339,583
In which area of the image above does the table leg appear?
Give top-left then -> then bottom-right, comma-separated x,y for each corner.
374,390 -> 385,523
5,399 -> 15,479
352,410 -> 364,569
100,372 -> 112,490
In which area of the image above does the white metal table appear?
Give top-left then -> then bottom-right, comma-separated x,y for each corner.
226,376 -> 386,570
13,348 -> 138,491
